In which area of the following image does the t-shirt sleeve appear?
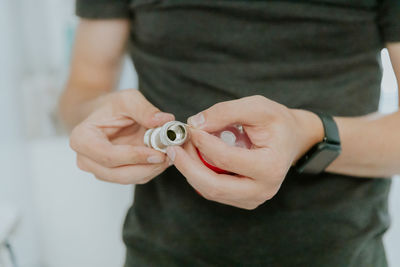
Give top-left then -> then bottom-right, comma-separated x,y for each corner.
378,0 -> 400,43
76,0 -> 131,19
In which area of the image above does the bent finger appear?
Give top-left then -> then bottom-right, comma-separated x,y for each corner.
121,90 -> 175,129
190,128 -> 269,178
168,145 -> 258,202
76,154 -> 168,185
70,124 -> 167,167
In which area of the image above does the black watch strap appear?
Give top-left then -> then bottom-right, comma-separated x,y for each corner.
295,111 -> 341,174
314,112 -> 340,145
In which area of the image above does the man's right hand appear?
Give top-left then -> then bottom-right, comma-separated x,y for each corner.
70,90 -> 175,185
60,20 -> 174,184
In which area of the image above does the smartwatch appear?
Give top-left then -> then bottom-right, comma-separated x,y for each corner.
295,112 -> 341,174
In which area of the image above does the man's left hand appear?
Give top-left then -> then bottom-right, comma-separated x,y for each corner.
166,95 -> 324,210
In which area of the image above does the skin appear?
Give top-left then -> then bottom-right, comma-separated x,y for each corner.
60,19 -> 400,209
60,20 -> 175,184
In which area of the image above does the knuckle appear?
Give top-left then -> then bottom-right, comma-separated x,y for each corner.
259,185 -> 279,202
122,89 -> 138,98
119,167 -> 159,185
98,157 -> 111,167
239,200 -> 261,210
201,192 -> 214,201
117,178 -> 133,185
76,157 -> 87,172
265,194 -> 274,201
272,164 -> 288,179
69,127 -> 81,151
93,168 -> 116,183
209,102 -> 226,114
264,157 -> 287,179
109,175 -> 130,185
240,192 -> 269,210
259,191 -> 273,203
130,89 -> 139,95
134,173 -> 153,185
245,203 -> 260,210
243,95 -> 265,107
129,149 -> 147,164
69,137 -> 77,151
213,156 -> 230,170
193,132 -> 207,149
116,171 -> 137,185
204,186 -> 223,200
135,179 -> 147,185
252,95 -> 265,102
94,174 -> 107,182
69,125 -> 94,154
134,168 -> 161,184
249,95 -> 269,113
98,153 -> 116,168
136,175 -> 154,185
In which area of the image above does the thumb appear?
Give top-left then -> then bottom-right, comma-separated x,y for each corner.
124,90 -> 174,128
186,96 -> 270,132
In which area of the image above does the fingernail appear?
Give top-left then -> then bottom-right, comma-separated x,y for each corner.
147,155 -> 164,164
188,113 -> 205,128
166,147 -> 176,162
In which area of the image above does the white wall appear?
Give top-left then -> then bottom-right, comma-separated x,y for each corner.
0,1 -> 41,266
380,49 -> 400,267
27,55 -> 137,267
28,138 -> 133,267
1,1 -> 136,266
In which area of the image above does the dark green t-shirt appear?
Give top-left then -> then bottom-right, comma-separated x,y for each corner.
76,1 -> 400,266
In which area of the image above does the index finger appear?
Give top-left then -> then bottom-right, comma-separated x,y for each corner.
168,144 -> 258,202
190,128 -> 269,178
188,96 -> 277,132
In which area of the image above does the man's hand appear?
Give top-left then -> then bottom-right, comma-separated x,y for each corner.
167,95 -> 324,209
70,90 -> 174,185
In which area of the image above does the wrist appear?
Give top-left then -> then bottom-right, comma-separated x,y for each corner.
291,109 -> 325,163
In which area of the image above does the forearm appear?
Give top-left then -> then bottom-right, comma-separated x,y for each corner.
322,43 -> 400,177
325,111 -> 400,177
58,19 -> 130,130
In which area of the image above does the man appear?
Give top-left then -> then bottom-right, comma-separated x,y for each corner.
59,0 -> 400,266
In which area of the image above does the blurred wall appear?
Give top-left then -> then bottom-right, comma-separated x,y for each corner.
381,49 -> 400,267
0,1 -> 136,266
0,1 -> 41,266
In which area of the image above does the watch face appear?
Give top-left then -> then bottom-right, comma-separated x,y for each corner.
297,143 -> 341,174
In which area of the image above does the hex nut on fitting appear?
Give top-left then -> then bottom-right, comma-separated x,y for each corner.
144,121 -> 189,153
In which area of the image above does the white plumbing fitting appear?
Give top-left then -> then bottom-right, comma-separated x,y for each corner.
144,121 -> 189,153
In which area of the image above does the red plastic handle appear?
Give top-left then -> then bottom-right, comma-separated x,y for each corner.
196,148 -> 230,174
